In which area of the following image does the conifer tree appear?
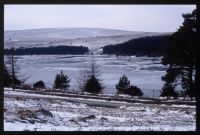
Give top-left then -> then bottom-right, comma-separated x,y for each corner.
85,75 -> 102,94
116,74 -> 143,97
84,55 -> 103,94
5,39 -> 24,89
77,62 -> 87,92
161,9 -> 197,98
3,64 -> 12,87
116,74 -> 130,94
53,71 -> 70,92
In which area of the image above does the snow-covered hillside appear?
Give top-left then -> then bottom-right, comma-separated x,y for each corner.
4,28 -> 171,49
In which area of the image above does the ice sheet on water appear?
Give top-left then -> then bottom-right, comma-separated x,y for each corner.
5,55 -> 166,96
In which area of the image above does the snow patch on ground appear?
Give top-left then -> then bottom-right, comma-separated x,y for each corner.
4,89 -> 196,131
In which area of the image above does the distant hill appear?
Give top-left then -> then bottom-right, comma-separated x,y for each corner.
4,28 -> 171,50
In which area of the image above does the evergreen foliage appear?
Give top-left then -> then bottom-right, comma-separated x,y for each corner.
161,10 -> 197,98
160,85 -> 178,98
85,75 -> 102,94
116,74 -> 143,97
125,85 -> 143,97
103,35 -> 171,57
115,74 -> 130,94
161,66 -> 181,97
87,55 -> 101,78
4,45 -> 89,55
53,71 -> 70,92
3,64 -> 21,87
33,80 -> 45,89
83,55 -> 103,94
4,45 -> 24,90
3,64 -> 12,87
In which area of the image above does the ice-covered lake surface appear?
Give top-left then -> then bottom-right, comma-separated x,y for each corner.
4,55 -> 167,97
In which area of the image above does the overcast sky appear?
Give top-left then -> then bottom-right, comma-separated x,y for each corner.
4,5 -> 196,32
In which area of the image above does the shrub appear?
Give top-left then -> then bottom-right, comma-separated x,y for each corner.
125,85 -> 143,97
33,80 -> 45,89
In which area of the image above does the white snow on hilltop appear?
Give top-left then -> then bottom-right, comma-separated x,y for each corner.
4,28 -> 171,49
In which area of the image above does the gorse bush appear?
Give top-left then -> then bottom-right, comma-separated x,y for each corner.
33,80 -> 45,89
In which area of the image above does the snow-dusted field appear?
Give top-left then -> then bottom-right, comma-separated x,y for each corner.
4,89 -> 196,131
4,55 -> 166,97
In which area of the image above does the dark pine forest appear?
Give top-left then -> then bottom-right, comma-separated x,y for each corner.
4,45 -> 89,55
103,35 -> 171,57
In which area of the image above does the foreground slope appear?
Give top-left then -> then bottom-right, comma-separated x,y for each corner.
4,88 -> 195,131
